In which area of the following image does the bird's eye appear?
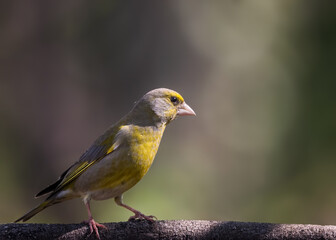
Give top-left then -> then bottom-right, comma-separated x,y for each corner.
170,96 -> 178,103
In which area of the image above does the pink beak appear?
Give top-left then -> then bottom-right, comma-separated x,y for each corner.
177,102 -> 196,116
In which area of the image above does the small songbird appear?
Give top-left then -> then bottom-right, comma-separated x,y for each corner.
15,88 -> 195,238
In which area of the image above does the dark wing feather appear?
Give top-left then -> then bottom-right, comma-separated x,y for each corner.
35,166 -> 72,198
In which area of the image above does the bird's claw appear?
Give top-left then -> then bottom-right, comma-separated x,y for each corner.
128,212 -> 157,222
85,218 -> 107,239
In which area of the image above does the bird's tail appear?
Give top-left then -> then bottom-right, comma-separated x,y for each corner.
14,198 -> 59,222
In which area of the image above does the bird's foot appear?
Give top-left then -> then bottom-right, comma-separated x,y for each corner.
85,218 -> 107,239
128,211 -> 157,222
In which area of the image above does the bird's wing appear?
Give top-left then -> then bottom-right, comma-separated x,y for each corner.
35,126 -> 122,198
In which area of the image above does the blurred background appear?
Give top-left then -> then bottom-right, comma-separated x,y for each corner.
1,1 -> 336,225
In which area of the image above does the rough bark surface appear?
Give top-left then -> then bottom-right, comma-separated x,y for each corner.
1,220 -> 336,240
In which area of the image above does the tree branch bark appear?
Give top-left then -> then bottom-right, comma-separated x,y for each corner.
1,220 -> 336,240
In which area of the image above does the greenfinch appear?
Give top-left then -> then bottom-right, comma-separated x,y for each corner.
15,88 -> 195,238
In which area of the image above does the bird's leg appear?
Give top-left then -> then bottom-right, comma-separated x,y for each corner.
84,198 -> 107,239
115,195 -> 157,222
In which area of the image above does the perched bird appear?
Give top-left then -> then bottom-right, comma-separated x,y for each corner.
15,88 -> 195,238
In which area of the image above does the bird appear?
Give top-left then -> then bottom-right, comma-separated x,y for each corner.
15,88 -> 196,239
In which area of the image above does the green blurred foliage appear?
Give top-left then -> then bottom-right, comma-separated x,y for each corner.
0,1 -> 335,224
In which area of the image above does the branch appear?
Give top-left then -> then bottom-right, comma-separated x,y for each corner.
1,220 -> 336,240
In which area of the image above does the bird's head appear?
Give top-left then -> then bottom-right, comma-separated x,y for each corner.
130,88 -> 196,126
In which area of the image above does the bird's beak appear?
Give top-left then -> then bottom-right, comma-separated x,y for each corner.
177,102 -> 196,116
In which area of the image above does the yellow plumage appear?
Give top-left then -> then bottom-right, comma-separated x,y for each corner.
15,88 -> 195,238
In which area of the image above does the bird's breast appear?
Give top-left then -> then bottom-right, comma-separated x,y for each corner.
127,125 -> 165,175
